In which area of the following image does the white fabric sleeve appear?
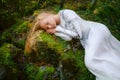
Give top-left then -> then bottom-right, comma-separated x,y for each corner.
55,25 -> 78,39
71,20 -> 82,39
61,9 -> 82,39
62,9 -> 77,21
54,32 -> 72,41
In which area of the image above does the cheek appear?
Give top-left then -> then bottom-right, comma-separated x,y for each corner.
52,20 -> 56,26
49,21 -> 56,28
40,25 -> 47,30
53,22 -> 56,27
52,23 -> 56,28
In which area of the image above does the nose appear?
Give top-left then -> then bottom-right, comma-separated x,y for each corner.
47,25 -> 52,29
47,25 -> 55,29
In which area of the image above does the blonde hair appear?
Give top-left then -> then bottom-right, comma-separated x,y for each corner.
25,11 -> 55,54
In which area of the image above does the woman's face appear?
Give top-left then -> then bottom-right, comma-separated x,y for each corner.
39,15 -> 56,31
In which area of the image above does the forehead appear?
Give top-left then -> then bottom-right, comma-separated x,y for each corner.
40,18 -> 47,26
40,16 -> 52,24
39,18 -> 48,30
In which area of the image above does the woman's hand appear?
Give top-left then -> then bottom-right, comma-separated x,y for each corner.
46,28 -> 56,34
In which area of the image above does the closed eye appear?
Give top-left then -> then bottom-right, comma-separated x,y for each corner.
46,22 -> 49,25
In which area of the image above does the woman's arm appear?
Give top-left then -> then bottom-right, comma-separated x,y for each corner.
60,9 -> 82,39
55,25 -> 79,38
55,32 -> 72,41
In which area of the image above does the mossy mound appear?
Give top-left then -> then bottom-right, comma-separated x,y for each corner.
0,13 -> 95,80
1,19 -> 29,48
26,30 -> 95,80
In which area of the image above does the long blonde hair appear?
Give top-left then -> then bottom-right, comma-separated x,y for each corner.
25,11 -> 55,54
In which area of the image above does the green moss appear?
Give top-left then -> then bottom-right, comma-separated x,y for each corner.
25,64 -> 55,80
35,66 -> 55,80
1,19 -> 29,48
40,32 -> 69,54
0,43 -> 19,80
74,52 -> 95,80
1,19 -> 29,40
0,43 -> 15,66
36,31 -> 95,80
59,50 -> 95,80
24,1 -> 39,16
12,19 -> 29,33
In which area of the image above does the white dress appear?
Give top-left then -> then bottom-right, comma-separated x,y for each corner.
55,9 -> 120,80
